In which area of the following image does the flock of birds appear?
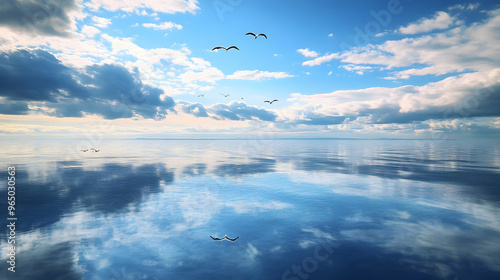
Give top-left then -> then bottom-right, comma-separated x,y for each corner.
206,32 -> 278,106
211,33 -> 268,52
208,33 -> 277,243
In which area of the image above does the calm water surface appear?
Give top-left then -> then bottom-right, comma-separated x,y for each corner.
0,139 -> 499,280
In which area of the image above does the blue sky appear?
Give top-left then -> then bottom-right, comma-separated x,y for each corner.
0,0 -> 499,138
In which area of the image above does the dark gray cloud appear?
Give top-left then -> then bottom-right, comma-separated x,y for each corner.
178,101 -> 277,122
80,64 -> 175,119
293,114 -> 349,125
365,85 -> 500,124
179,102 -> 209,117
0,100 -> 30,115
0,0 -> 79,36
0,49 -> 175,119
209,102 -> 277,121
0,49 -> 88,101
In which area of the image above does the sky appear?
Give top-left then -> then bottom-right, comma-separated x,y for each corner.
0,0 -> 499,139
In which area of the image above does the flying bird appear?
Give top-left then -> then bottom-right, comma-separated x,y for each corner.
212,46 -> 239,52
210,234 -> 239,242
221,94 -> 230,97
81,149 -> 88,152
245,32 -> 267,39
90,148 -> 100,152
198,94 -> 204,97
264,99 -> 278,104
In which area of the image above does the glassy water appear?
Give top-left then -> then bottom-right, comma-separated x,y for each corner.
1,139 -> 499,280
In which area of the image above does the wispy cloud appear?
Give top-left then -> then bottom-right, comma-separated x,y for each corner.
334,8 -> 500,78
142,21 -> 183,31
178,67 -> 225,84
297,48 -> 319,58
85,0 -> 200,14
302,53 -> 341,66
92,16 -> 112,28
339,64 -> 373,75
81,25 -> 101,38
449,3 -> 480,11
226,70 -> 294,80
398,11 -> 461,34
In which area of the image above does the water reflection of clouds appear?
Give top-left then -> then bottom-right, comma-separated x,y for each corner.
7,162 -> 174,233
290,154 -> 500,190
225,200 -> 292,214
341,219 -> 500,276
213,158 -> 276,177
1,139 -> 499,279
289,171 -> 500,231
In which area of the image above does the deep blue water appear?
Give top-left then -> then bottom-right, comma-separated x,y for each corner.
1,139 -> 499,280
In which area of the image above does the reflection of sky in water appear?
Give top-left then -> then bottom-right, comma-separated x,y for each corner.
0,139 -> 499,279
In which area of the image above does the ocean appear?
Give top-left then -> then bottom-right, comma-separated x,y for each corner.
1,139 -> 499,280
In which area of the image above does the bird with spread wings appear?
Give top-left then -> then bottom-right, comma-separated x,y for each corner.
245,32 -> 267,39
264,99 -> 278,104
210,234 -> 239,242
212,46 -> 239,52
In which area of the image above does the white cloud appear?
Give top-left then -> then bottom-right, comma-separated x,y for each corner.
86,0 -> 200,14
100,34 -> 211,70
466,3 -> 480,10
340,64 -> 373,75
398,11 -> 460,34
226,70 -> 294,80
91,16 -> 112,28
81,25 -> 101,38
0,22 -> 110,68
297,48 -> 319,58
142,21 -> 183,31
302,53 -> 341,67
178,67 -> 225,84
284,68 -> 500,122
333,9 -> 500,78
449,3 -> 480,11
328,33 -> 333,37
138,10 -> 158,17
